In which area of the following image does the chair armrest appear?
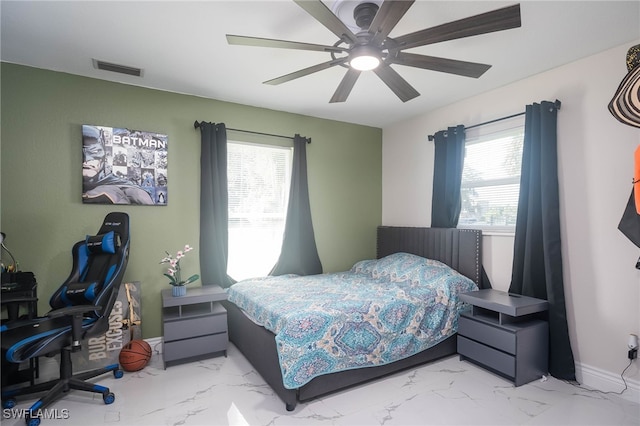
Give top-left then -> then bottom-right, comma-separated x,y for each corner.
46,305 -> 102,318
47,305 -> 102,351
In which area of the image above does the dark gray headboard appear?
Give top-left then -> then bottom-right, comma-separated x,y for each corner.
377,226 -> 484,288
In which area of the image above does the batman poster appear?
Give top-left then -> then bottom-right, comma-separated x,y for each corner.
82,124 -> 168,205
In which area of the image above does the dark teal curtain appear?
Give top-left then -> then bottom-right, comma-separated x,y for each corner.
430,124 -> 493,288
271,135 -> 323,276
431,125 -> 466,228
199,122 -> 234,288
509,101 -> 576,381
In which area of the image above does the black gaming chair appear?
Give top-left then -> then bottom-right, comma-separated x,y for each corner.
1,212 -> 130,426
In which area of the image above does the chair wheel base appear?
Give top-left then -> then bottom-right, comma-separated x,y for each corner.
103,392 -> 115,404
2,398 -> 17,409
25,413 -> 41,426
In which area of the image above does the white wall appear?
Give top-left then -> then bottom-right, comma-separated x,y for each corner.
383,42 -> 640,396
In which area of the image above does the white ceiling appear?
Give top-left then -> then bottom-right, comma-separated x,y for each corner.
2,1 -> 639,128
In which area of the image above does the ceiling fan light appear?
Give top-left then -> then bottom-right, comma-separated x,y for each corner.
350,55 -> 380,71
349,45 -> 381,71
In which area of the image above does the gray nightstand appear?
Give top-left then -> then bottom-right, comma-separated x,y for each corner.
161,285 -> 228,369
457,289 -> 549,386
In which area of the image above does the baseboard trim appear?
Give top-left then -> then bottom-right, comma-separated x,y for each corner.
145,336 -> 163,354
575,361 -> 639,403
143,336 -> 163,368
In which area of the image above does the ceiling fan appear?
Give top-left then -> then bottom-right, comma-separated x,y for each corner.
227,1 -> 521,103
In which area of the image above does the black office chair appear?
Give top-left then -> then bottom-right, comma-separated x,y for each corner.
1,212 -> 130,426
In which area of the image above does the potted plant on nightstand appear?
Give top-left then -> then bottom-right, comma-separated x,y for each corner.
160,244 -> 200,297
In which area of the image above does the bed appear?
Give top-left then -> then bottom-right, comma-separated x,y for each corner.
222,226 -> 484,411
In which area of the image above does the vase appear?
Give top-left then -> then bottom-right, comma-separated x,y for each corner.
172,285 -> 186,297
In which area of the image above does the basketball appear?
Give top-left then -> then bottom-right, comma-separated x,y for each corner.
119,339 -> 152,372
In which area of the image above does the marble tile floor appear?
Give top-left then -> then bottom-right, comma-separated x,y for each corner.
2,343 -> 638,426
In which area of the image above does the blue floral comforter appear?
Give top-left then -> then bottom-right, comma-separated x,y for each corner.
227,252 -> 478,389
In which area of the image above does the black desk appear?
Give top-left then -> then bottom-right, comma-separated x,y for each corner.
1,271 -> 39,387
2,271 -> 38,320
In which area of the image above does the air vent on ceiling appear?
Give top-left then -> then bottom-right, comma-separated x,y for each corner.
92,59 -> 143,77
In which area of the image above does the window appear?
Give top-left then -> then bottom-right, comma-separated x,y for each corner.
458,117 -> 525,233
227,141 -> 293,281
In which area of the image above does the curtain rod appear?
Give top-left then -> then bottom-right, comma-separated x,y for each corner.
427,99 -> 561,141
193,120 -> 311,144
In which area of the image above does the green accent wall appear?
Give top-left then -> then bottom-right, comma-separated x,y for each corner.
0,63 -> 382,338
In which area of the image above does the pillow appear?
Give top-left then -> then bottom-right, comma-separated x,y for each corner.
86,231 -> 119,254
352,252 -> 469,286
62,281 -> 101,304
352,252 -> 434,280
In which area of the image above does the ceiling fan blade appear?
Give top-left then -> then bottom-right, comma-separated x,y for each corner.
393,4 -> 521,50
264,58 -> 348,85
392,52 -> 491,78
330,69 -> 361,103
373,63 -> 420,102
226,34 -> 346,53
369,0 -> 415,46
294,0 -> 359,45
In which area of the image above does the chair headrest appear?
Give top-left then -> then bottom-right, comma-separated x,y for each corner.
85,231 -> 120,254
97,212 -> 130,249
